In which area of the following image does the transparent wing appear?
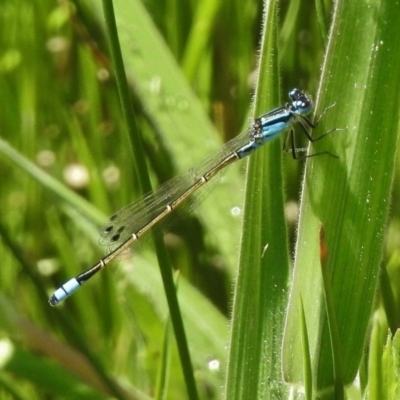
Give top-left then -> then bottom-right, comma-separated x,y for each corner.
98,127 -> 252,252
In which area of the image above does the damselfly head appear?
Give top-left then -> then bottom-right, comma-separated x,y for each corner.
289,88 -> 313,116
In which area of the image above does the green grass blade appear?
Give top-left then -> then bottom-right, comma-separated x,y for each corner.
102,0 -> 201,397
283,0 -> 400,395
225,2 -> 291,398
300,296 -> 313,400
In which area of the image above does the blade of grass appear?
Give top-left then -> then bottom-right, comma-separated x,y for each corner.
225,1 -> 291,398
283,0 -> 400,394
181,0 -> 223,81
300,296 -> 313,400
319,227 -> 344,399
101,1 -> 198,398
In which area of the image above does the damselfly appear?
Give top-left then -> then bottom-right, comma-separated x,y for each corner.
49,88 -> 336,306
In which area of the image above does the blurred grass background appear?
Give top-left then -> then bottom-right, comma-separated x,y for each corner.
0,0 -> 399,399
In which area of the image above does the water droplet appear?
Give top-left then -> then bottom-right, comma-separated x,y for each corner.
230,206 -> 241,216
63,164 -> 89,189
207,359 -> 220,371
